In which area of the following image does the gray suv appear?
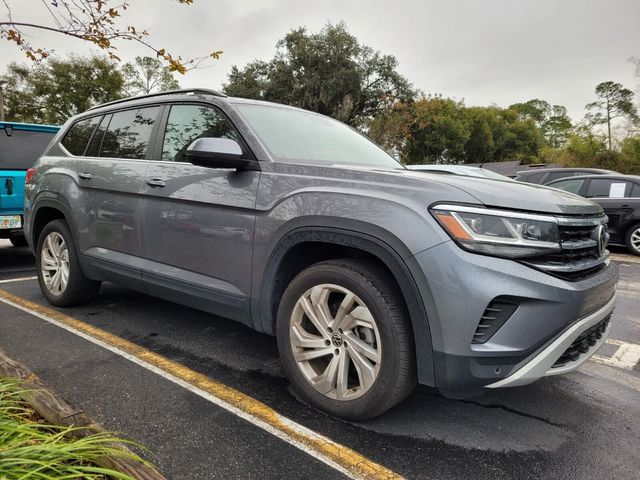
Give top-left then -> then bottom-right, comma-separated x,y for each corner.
24,89 -> 618,420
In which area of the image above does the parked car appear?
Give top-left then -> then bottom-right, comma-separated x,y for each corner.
515,167 -> 617,185
406,164 -> 513,181
1,122 -> 60,247
24,89 -> 618,420
547,174 -> 640,256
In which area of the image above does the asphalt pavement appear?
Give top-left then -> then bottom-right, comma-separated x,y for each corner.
1,239 -> 639,479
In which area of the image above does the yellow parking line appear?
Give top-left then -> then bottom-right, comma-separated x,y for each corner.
0,289 -> 402,480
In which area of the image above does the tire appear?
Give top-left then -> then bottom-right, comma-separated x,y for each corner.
626,223 -> 640,256
9,235 -> 28,247
276,259 -> 416,420
35,219 -> 101,307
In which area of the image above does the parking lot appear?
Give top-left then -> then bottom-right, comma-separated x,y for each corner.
1,238 -> 639,479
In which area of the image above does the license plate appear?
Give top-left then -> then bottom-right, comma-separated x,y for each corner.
0,215 -> 22,230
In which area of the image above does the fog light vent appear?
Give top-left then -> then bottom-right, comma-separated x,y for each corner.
472,300 -> 518,344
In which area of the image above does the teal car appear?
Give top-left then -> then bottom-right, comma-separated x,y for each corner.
1,121 -> 60,246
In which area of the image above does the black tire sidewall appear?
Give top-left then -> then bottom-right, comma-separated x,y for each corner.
276,261 -> 413,420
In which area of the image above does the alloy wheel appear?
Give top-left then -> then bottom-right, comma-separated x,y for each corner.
289,284 -> 382,400
40,232 -> 70,296
631,227 -> 640,254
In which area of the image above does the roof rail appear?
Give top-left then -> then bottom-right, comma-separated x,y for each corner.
87,88 -> 227,111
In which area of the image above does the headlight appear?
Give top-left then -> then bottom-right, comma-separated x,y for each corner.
431,204 -> 561,259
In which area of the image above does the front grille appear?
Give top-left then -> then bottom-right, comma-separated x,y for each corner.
523,215 -> 609,281
552,314 -> 611,368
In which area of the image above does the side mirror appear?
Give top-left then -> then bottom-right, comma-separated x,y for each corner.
185,137 -> 259,170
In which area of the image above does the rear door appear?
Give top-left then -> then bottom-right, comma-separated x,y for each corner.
584,178 -> 635,244
140,102 -> 260,325
59,106 -> 161,287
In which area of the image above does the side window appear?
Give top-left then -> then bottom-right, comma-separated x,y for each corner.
631,183 -> 640,197
521,172 -> 545,184
546,171 -> 572,182
161,104 -> 239,162
551,179 -> 585,194
585,179 -> 630,198
99,106 -> 160,159
85,114 -> 111,157
61,116 -> 101,156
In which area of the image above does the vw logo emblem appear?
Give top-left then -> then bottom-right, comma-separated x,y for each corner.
331,332 -> 344,347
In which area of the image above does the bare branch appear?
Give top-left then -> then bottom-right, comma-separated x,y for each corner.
0,0 -> 221,72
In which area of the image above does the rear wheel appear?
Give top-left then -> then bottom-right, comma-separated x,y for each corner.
9,235 -> 28,247
36,220 -> 101,306
276,259 -> 415,420
626,223 -> 640,256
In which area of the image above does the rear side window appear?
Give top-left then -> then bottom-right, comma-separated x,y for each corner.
520,172 -> 546,184
585,179 -> 630,198
100,106 -> 161,159
161,104 -> 238,162
546,171 -> 573,182
550,178 -> 585,194
632,183 -> 640,197
62,116 -> 100,156
0,129 -> 57,169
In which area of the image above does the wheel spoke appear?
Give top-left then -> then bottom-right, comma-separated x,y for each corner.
312,355 -> 340,395
294,347 -> 333,362
344,331 -> 380,363
350,305 -> 376,328
332,292 -> 355,330
335,350 -> 350,399
347,344 -> 376,391
290,324 -> 327,349
300,295 -> 329,337
45,235 -> 57,261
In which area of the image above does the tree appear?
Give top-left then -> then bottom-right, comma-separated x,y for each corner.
585,81 -> 638,150
465,117 -> 494,162
0,1 -> 222,73
122,56 -> 180,96
1,54 -> 124,124
223,23 -> 415,128
509,99 -> 572,148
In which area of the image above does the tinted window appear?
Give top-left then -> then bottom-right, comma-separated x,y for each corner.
550,178 -> 585,194
100,107 -> 160,159
585,179 -> 630,198
520,172 -> 546,184
85,114 -> 111,157
632,183 -> 640,197
62,116 -> 100,156
162,104 -> 238,162
546,171 -> 573,182
0,128 -> 57,169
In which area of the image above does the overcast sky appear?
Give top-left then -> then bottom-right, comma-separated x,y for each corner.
1,0 -> 638,121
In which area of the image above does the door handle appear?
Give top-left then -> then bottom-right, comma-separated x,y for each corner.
78,172 -> 92,180
146,178 -> 166,188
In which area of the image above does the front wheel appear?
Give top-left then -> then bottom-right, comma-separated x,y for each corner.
36,219 -> 101,307
626,223 -> 640,256
276,259 -> 416,420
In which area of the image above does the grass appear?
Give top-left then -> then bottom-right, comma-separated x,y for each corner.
0,378 -> 146,479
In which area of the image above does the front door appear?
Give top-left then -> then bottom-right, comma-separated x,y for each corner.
584,178 -> 635,244
140,103 -> 260,324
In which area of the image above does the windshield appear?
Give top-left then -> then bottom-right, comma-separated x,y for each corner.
234,103 -> 402,169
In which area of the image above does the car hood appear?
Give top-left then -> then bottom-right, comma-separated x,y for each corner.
396,170 -> 603,215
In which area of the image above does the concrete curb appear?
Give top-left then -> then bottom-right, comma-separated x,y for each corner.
0,348 -> 166,480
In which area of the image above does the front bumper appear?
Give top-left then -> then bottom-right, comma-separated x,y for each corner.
486,292 -> 615,388
411,240 -> 618,397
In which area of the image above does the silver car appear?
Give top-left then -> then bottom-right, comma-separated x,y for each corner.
24,89 -> 618,420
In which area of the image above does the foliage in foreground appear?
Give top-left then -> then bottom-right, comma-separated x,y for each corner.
0,378 -> 143,480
